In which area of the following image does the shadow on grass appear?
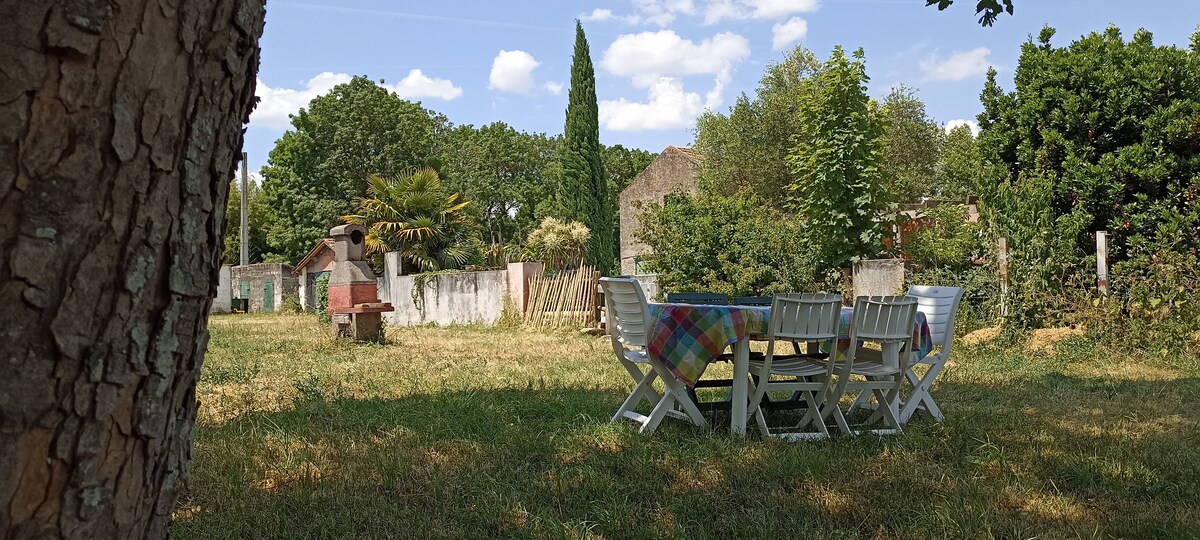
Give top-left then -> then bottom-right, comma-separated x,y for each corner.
175,375 -> 1200,539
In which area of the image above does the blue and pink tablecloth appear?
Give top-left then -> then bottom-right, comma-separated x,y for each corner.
647,303 -> 932,387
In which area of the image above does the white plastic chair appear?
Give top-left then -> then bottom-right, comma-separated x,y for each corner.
746,294 -> 842,440
899,285 -> 964,423
824,296 -> 918,435
600,277 -> 708,434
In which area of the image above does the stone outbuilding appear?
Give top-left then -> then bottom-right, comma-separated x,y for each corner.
617,146 -> 701,275
292,238 -> 336,311
231,263 -> 298,313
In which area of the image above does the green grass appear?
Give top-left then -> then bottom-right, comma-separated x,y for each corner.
173,314 -> 1200,539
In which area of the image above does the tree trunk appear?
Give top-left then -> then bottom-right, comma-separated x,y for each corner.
0,1 -> 264,537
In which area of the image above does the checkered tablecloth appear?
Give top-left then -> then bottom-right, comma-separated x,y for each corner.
647,303 -> 931,388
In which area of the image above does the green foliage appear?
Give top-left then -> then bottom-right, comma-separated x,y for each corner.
524,217 -> 590,271
926,0 -> 1014,26
439,122 -> 560,245
786,46 -> 887,274
637,192 -> 817,297
977,26 -> 1200,328
314,272 -> 330,324
694,46 -> 822,208
903,205 -> 983,271
557,21 -> 614,275
260,76 -> 449,263
222,179 -> 274,265
279,295 -> 302,315
878,85 -> 944,202
341,168 -> 479,275
935,125 -> 983,200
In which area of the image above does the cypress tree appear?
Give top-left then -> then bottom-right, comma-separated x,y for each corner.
558,20 -> 614,275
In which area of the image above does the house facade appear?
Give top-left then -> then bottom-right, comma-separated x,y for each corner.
231,263 -> 298,313
617,146 -> 701,275
292,238 -> 337,311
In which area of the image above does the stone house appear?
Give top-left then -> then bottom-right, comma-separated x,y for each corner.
617,146 -> 701,275
292,238 -> 336,311
231,263 -> 299,313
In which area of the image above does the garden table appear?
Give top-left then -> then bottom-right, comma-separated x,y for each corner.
647,302 -> 931,436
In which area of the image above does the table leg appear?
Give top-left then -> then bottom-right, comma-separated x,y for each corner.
731,338 -> 750,436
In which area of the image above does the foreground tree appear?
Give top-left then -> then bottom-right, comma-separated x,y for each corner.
0,1 -> 264,537
787,47 -> 887,275
556,21 -> 614,275
926,0 -> 1014,26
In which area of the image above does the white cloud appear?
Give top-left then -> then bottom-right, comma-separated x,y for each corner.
601,30 -> 750,85
252,72 -> 352,130
251,70 -> 462,130
704,0 -> 819,23
544,81 -> 564,95
392,69 -> 463,100
600,77 -> 706,130
489,50 -> 541,94
919,47 -> 992,81
771,16 -> 808,50
945,119 -> 980,136
581,8 -> 614,21
628,0 -> 696,26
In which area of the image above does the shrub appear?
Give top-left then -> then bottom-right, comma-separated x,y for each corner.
524,217 -> 590,271
637,192 -> 819,297
315,273 -> 331,323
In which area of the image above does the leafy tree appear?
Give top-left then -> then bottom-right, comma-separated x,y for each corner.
926,0 -> 1014,26
638,193 -> 817,297
557,21 -> 615,275
878,85 -> 944,202
977,25 -> 1200,326
694,46 -> 822,208
935,124 -> 983,200
222,179 -> 274,265
439,122 -> 559,245
342,168 -> 478,274
260,76 -> 449,263
524,217 -> 591,271
787,47 -> 888,274
601,144 -> 655,199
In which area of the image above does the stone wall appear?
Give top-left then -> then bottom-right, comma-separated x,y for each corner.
231,263 -> 299,313
617,146 -> 700,275
852,259 -> 907,298
210,265 -> 232,314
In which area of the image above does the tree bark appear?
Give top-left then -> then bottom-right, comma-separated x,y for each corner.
0,1 -> 264,537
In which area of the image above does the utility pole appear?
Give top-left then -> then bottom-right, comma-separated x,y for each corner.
240,151 -> 249,266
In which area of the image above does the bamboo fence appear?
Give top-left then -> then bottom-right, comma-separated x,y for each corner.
523,265 -> 600,329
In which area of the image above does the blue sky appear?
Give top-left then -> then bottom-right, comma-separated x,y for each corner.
242,0 -> 1199,175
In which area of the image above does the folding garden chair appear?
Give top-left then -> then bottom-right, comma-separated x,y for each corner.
600,277 -> 708,434
898,285 -> 963,423
745,294 -> 842,440
823,296 -> 918,436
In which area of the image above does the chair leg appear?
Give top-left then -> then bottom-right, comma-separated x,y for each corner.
613,369 -> 659,423
846,389 -> 871,414
899,362 -> 944,423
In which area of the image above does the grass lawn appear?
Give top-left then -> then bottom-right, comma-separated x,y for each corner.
173,314 -> 1200,539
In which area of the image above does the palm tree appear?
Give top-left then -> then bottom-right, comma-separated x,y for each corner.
342,168 -> 476,274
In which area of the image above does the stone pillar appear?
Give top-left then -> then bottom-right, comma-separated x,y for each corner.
506,261 -> 544,313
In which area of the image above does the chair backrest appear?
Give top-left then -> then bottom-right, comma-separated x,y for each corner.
849,296 -> 918,344
665,292 -> 729,305
732,296 -> 772,306
599,277 -> 653,348
906,285 -> 963,355
767,294 -> 842,343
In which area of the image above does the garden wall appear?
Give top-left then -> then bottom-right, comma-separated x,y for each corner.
379,254 -> 543,326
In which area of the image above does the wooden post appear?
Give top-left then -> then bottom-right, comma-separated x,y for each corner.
998,237 -> 1009,317
1096,231 -> 1109,296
